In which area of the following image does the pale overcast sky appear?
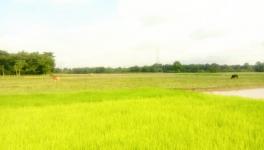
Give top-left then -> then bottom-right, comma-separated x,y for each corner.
1,0 -> 264,67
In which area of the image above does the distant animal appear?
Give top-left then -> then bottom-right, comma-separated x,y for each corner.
231,74 -> 239,79
51,75 -> 60,81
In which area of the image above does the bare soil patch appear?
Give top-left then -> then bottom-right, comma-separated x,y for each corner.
209,88 -> 264,99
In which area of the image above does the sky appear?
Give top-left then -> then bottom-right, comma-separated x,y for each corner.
1,0 -> 264,68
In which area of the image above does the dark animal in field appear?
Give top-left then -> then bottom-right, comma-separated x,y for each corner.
231,74 -> 239,79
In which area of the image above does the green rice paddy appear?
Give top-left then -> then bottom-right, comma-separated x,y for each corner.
0,73 -> 264,149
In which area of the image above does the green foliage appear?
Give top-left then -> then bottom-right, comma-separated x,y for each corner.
0,50 -> 55,75
55,61 -> 264,74
173,61 -> 182,72
14,60 -> 26,76
255,61 -> 264,72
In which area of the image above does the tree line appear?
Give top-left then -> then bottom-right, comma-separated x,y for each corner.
55,61 -> 264,74
1,50 -> 263,75
0,50 -> 55,75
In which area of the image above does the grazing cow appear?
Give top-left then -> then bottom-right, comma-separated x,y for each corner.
50,75 -> 60,81
231,74 -> 239,79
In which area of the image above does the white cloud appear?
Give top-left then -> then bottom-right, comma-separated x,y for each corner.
13,0 -> 90,5
48,0 -> 90,5
190,29 -> 226,40
2,0 -> 264,67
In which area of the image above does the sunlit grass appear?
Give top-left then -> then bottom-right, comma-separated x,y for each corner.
0,73 -> 264,149
0,73 -> 264,94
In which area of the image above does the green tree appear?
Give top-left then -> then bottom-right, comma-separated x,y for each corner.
208,63 -> 220,72
0,50 -> 55,75
152,63 -> 163,72
37,52 -> 55,74
255,61 -> 264,72
242,63 -> 253,72
14,60 -> 26,76
173,61 -> 182,72
0,50 -> 10,76
0,65 -> 4,76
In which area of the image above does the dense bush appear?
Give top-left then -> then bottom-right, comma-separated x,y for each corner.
0,50 -> 55,75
